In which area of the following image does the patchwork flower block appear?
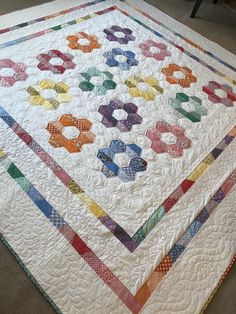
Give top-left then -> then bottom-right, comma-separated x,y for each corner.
37,50 -> 76,74
104,48 -> 138,71
46,114 -> 95,153
97,140 -> 147,182
202,81 -> 236,107
79,67 -> 117,95
0,59 -> 28,87
146,121 -> 192,158
98,99 -> 142,132
66,32 -> 101,52
103,25 -> 135,44
161,64 -> 197,88
125,75 -> 163,101
169,93 -> 208,122
27,79 -> 72,110
139,40 -> 171,61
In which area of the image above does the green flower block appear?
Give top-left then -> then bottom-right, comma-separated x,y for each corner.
79,67 -> 117,94
169,92 -> 208,123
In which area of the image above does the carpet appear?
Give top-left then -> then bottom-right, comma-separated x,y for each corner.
0,0 -> 235,313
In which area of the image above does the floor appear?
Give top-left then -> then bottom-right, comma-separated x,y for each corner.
0,1 -> 235,313
146,0 -> 236,54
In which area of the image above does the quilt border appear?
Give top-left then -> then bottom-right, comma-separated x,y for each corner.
0,150 -> 235,313
200,254 -> 236,314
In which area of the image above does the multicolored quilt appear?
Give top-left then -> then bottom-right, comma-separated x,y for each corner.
0,0 -> 236,313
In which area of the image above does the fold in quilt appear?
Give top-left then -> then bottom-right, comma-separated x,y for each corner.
0,0 -> 235,313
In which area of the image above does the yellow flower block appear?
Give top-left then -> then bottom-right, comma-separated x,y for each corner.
125,75 -> 163,101
27,79 -> 72,110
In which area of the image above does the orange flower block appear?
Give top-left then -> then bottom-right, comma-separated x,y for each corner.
161,63 -> 197,88
46,114 -> 95,153
66,32 -> 101,53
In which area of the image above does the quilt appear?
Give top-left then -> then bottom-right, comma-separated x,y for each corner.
0,0 -> 236,313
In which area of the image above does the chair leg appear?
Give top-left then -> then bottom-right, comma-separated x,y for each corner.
190,0 -> 204,18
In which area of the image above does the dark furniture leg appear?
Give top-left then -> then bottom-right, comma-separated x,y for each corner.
191,0 -> 218,18
190,0 -> 204,18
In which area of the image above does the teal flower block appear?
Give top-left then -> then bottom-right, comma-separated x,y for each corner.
169,92 -> 208,123
79,67 -> 117,95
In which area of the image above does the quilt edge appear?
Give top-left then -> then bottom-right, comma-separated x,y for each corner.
1,228 -> 234,314
200,254 -> 236,314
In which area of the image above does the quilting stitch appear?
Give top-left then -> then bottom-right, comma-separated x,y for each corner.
0,106 -> 235,252
1,151 -> 235,313
0,2 -> 236,313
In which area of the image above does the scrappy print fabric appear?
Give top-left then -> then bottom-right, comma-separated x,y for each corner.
0,1 -> 236,314
98,99 -> 142,132
0,59 -> 28,86
46,114 -> 95,153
